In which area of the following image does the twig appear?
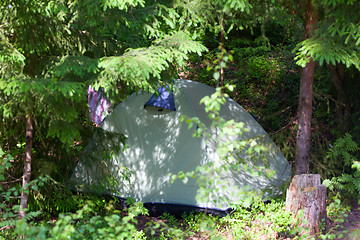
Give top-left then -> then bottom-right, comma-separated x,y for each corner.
0,195 -> 21,199
0,226 -> 11,231
0,177 -> 22,184
314,87 -> 345,106
283,58 -> 295,82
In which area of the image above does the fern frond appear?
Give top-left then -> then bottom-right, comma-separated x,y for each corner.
102,0 -> 145,11
294,37 -> 360,70
50,56 -> 99,78
97,31 -> 206,92
338,174 -> 353,183
0,42 -> 26,78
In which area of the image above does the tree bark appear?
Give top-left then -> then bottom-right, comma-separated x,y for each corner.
295,60 -> 315,174
295,0 -> 317,175
329,63 -> 350,132
19,114 -> 33,218
218,16 -> 225,89
286,174 -> 327,236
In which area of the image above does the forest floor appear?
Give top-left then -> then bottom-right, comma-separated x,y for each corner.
336,202 -> 360,240
134,201 -> 360,239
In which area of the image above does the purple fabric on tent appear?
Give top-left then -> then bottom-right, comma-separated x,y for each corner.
88,85 -> 111,125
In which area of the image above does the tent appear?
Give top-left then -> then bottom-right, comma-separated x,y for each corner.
71,79 -> 290,216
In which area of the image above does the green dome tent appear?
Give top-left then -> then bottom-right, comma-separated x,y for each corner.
71,79 -> 290,216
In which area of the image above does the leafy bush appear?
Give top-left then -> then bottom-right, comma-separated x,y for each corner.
0,149 -> 16,209
316,197 -> 351,240
29,178 -> 82,216
6,200 -> 148,240
1,148 -> 145,239
233,46 -> 271,61
220,200 -> 293,239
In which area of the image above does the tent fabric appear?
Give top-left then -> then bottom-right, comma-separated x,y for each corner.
72,79 -> 291,211
88,85 -> 111,125
144,86 -> 176,111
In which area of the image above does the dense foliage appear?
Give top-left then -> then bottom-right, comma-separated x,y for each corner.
1,0 -> 360,239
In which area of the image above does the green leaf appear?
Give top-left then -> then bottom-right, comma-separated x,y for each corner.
213,72 -> 220,81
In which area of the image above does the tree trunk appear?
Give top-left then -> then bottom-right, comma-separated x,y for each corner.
218,16 -> 225,89
329,63 -> 350,132
19,115 -> 33,218
286,174 -> 327,236
295,0 -> 317,175
295,60 -> 315,174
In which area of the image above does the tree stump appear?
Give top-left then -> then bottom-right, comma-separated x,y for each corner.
285,174 -> 327,236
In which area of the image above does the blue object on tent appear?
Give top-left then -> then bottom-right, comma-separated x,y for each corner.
144,86 -> 176,111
